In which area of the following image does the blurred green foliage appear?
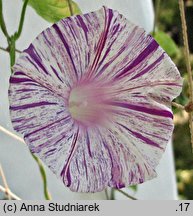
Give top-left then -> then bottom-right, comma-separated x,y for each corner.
174,122 -> 193,199
153,0 -> 193,199
154,30 -> 179,58
26,0 -> 81,22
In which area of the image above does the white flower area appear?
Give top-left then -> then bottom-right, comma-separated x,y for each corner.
0,0 -> 177,199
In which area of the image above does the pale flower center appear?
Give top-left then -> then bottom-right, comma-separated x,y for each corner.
68,85 -> 105,125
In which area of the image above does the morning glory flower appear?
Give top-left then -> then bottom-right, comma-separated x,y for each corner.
9,7 -> 183,192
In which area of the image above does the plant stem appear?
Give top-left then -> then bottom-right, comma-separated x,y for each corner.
104,189 -> 109,200
179,0 -> 193,102
0,164 -> 11,200
0,0 -> 51,200
116,189 -> 137,200
0,125 -> 52,200
0,125 -> 25,143
0,185 -> 21,200
110,188 -> 115,200
0,46 -> 22,53
153,0 -> 161,36
9,36 -> 16,68
0,0 -> 10,39
172,102 -> 185,110
0,46 -> 7,52
1,0 -> 28,68
179,0 -> 193,151
31,154 -> 52,200
0,0 -> 12,69
14,0 -> 29,40
67,0 -> 73,16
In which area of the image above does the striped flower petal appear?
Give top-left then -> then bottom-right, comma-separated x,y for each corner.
9,7 -> 183,192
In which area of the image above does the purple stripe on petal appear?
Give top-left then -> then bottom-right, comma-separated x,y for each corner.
10,77 -> 34,84
12,116 -> 35,124
15,89 -> 37,93
117,123 -> 163,149
130,53 -> 165,80
83,152 -> 88,180
10,101 -> 58,111
25,115 -> 70,138
60,128 -> 79,187
88,7 -> 113,75
14,71 -> 26,76
45,148 -> 57,156
32,131 -> 69,153
76,15 -> 88,41
50,65 -> 64,83
115,39 -> 159,79
108,101 -> 173,118
25,44 -> 49,75
52,24 -> 78,79
65,167 -> 72,187
96,26 -> 139,78
86,131 -> 92,157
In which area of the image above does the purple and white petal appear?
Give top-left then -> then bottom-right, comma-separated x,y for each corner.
9,6 -> 183,193
60,127 -> 112,192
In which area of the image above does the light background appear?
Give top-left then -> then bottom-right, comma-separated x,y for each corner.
0,0 -> 177,200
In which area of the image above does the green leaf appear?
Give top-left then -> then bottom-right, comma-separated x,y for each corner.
129,185 -> 138,192
26,0 -> 81,22
154,31 -> 179,58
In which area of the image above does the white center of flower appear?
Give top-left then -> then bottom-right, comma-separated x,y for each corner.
68,85 -> 105,125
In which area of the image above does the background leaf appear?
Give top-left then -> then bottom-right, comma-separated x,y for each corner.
129,185 -> 138,192
154,30 -> 179,58
26,0 -> 81,22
